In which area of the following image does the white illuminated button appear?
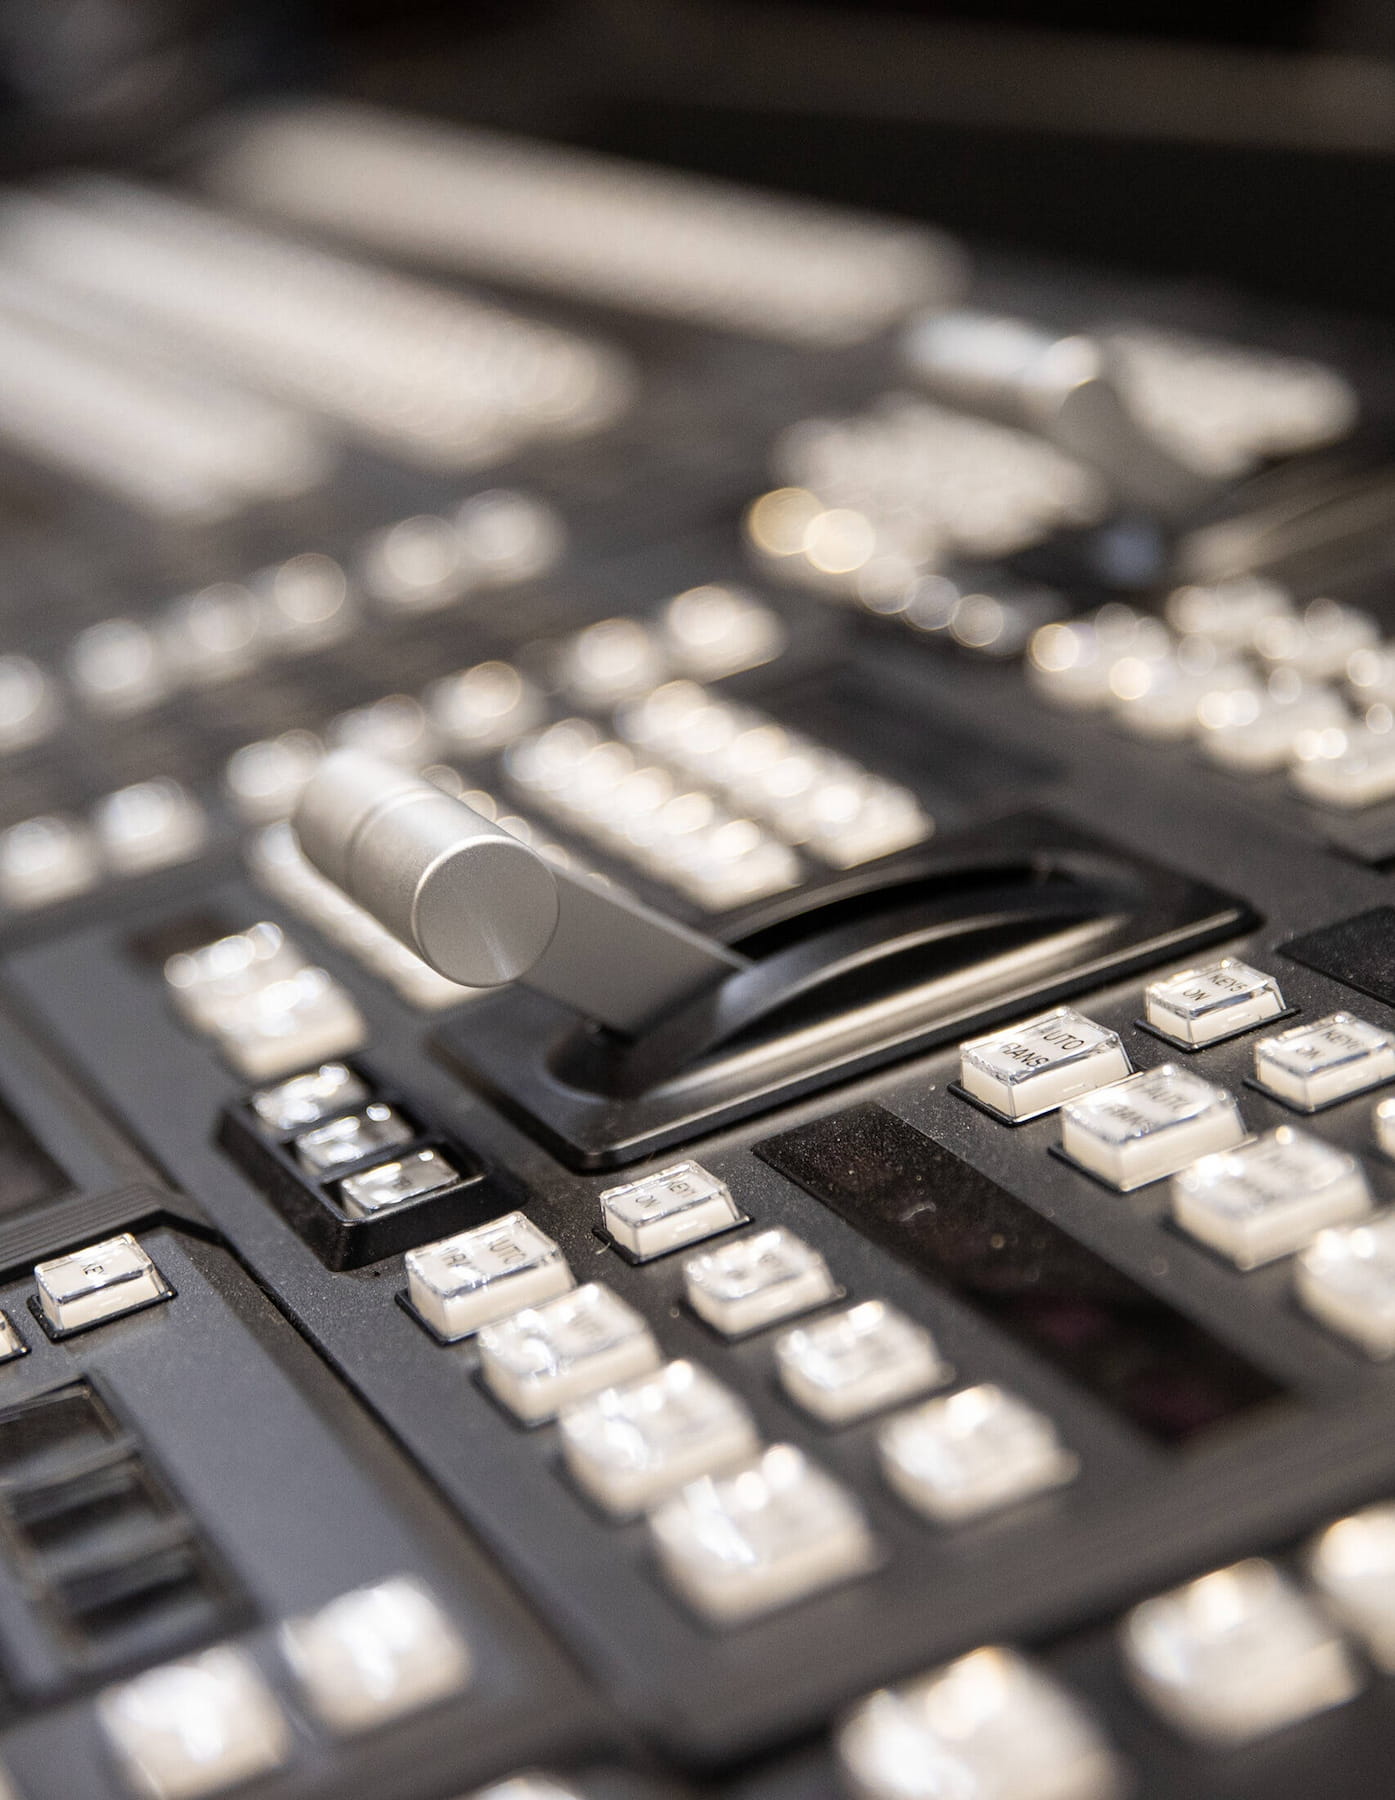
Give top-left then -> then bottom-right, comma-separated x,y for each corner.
648,1444 -> 877,1624
1254,1012 -> 1395,1110
455,489 -> 565,586
468,1779 -> 582,1800
0,1312 -> 25,1363
1170,1127 -> 1371,1269
1377,1096 -> 1395,1158
558,1359 -> 760,1515
1295,1212 -> 1395,1356
1121,1559 -> 1360,1745
958,1007 -> 1130,1122
1292,725 -> 1395,810
1144,958 -> 1285,1047
600,1161 -> 745,1260
338,1149 -> 460,1219
775,1301 -> 950,1425
477,1283 -> 661,1423
1309,1503 -> 1395,1672
683,1228 -> 840,1337
280,1575 -> 472,1734
98,1645 -> 291,1800
1254,599 -> 1378,681
92,778 -> 207,876
405,1213 -> 573,1341
838,1647 -> 1127,1800
660,584 -> 787,679
294,1103 -> 414,1174
1059,1065 -> 1246,1190
250,1062 -> 368,1133
1164,576 -> 1292,652
878,1384 -> 1077,1524
1198,680 -> 1348,773
35,1234 -> 171,1334
0,814 -> 99,910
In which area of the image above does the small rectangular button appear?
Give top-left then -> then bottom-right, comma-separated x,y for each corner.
477,1283 -> 661,1423
559,1359 -> 760,1515
1171,1127 -> 1371,1268
683,1228 -> 840,1337
405,1213 -> 573,1341
337,1148 -> 460,1218
1309,1503 -> 1395,1673
959,1007 -> 1130,1121
1122,1560 -> 1360,1745
35,1234 -> 171,1334
600,1161 -> 745,1260
294,1103 -> 413,1174
1144,958 -> 1285,1047
1296,1213 -> 1395,1356
648,1444 -> 877,1624
878,1384 -> 1077,1524
280,1576 -> 472,1735
775,1301 -> 950,1425
1060,1065 -> 1246,1190
251,1062 -> 368,1132
1254,1013 -> 1395,1110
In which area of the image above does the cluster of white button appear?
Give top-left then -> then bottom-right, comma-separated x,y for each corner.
505,717 -> 803,911
0,779 -> 207,911
98,1574 -> 472,1796
616,680 -> 932,868
164,921 -> 364,1080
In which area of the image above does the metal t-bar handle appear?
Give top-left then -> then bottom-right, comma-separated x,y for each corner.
294,749 -> 748,1036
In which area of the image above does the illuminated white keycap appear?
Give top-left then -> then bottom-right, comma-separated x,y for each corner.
68,617 -> 169,716
775,1301 -> 950,1425
838,1647 -> 1127,1800
405,1213 -> 573,1341
1170,1127 -> 1371,1269
35,1234 -> 171,1334
477,1284 -> 660,1423
683,1228 -> 839,1337
558,1359 -> 759,1515
1254,1012 -> 1395,1110
958,1007 -> 1130,1121
468,1776 -> 583,1800
1295,1211 -> 1395,1356
1059,1065 -> 1246,1190
338,1148 -> 460,1219
1164,576 -> 1292,652
98,1645 -> 291,1800
0,1311 -> 26,1363
1198,680 -> 1348,773
649,1444 -> 876,1624
454,489 -> 565,586
250,1062 -> 368,1133
92,778 -> 207,876
1254,599 -> 1378,681
1309,1503 -> 1395,1671
0,813 -> 99,909
294,1103 -> 414,1174
1121,1559 -> 1360,1744
660,585 -> 786,679
1144,958 -> 1285,1047
878,1384 -> 1077,1524
600,1161 -> 744,1260
1292,725 -> 1395,809
1376,1096 -> 1395,1158
280,1575 -> 472,1734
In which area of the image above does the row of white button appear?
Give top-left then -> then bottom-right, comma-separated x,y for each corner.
0,778 -> 208,911
101,1574 -> 472,1799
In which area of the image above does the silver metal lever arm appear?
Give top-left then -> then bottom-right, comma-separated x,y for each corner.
293,749 -> 747,1036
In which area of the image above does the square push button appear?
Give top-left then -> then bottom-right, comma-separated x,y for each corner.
1170,1127 -> 1371,1268
1296,1212 -> 1395,1357
98,1646 -> 291,1800
1059,1066 -> 1246,1190
477,1284 -> 661,1423
34,1234 -> 171,1335
1253,1013 -> 1395,1110
683,1228 -> 840,1337
1144,959 -> 1285,1047
405,1213 -> 574,1341
958,1008 -> 1130,1122
600,1161 -> 745,1260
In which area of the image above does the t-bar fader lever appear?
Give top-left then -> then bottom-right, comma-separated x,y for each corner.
294,749 -> 748,1035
